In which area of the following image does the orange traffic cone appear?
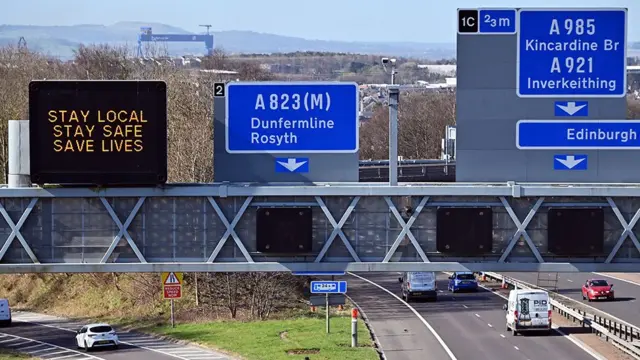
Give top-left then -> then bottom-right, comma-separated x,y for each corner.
501,278 -> 507,289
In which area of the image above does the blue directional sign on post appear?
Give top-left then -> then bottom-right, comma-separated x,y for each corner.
517,120 -> 640,149
225,82 -> 359,153
517,9 -> 627,97
310,281 -> 347,294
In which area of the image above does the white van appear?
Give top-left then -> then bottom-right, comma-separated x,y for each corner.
504,289 -> 551,335
0,299 -> 11,326
398,271 -> 437,302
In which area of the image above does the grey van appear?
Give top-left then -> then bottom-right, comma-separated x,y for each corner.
398,271 -> 437,302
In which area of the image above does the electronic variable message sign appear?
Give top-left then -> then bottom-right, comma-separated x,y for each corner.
29,80 -> 167,185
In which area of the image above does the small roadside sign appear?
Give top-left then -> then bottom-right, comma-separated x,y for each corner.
311,281 -> 347,294
162,272 -> 183,299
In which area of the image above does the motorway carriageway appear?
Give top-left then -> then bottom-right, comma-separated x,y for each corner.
345,272 -> 603,360
502,272 -> 640,331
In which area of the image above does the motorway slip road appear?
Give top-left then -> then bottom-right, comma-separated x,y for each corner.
346,272 -> 602,360
0,310 -> 230,360
502,272 -> 640,328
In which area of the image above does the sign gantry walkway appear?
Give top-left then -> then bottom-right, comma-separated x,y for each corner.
0,182 -> 639,273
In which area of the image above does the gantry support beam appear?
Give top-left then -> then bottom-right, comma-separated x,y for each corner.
0,183 -> 636,272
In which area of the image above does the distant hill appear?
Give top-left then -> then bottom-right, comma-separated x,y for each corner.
0,21 -> 455,59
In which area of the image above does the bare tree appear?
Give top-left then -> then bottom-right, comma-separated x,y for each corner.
360,91 -> 456,160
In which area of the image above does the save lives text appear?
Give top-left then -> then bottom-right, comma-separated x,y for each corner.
47,109 -> 147,153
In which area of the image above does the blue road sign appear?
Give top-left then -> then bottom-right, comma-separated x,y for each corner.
293,271 -> 346,276
275,157 -> 309,173
517,120 -> 640,149
554,154 -> 588,170
517,9 -> 626,98
554,101 -> 588,117
479,9 -> 516,34
310,281 -> 347,294
225,82 -> 359,153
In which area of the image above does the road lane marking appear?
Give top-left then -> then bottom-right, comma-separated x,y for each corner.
488,324 -> 493,328
0,332 -> 102,360
474,314 -> 480,318
501,274 -> 639,334
347,272 -> 458,360
592,272 -> 640,287
514,346 -> 519,350
484,277 -> 607,360
462,305 -> 468,309
500,334 -> 506,338
11,312 -> 229,360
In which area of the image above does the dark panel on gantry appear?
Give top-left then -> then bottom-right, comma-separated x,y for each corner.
256,208 -> 312,254
548,208 -> 604,256
436,207 -> 492,255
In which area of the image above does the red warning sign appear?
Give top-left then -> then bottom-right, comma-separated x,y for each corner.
163,285 -> 181,299
161,272 -> 183,299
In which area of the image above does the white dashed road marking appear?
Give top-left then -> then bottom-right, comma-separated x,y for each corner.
0,331 -> 103,359
11,311 -> 230,359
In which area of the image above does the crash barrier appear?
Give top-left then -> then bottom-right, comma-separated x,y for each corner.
483,272 -> 640,359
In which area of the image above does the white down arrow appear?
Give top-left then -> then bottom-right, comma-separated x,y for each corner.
556,102 -> 586,116
277,158 -> 307,172
555,155 -> 585,169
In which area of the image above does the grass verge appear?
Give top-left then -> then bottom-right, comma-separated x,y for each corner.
0,349 -> 34,359
139,313 -> 378,360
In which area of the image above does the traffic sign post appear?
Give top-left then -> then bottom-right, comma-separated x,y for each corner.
517,8 -> 627,98
162,272 -> 183,328
310,281 -> 347,334
225,82 -> 359,154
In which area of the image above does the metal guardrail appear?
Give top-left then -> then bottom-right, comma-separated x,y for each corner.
483,272 -> 640,359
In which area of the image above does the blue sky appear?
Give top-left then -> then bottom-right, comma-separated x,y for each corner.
1,0 -> 638,43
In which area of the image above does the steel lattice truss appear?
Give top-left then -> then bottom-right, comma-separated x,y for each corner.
0,183 -> 639,272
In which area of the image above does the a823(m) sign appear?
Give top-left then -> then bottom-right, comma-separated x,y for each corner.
517,9 -> 626,98
28,80 -> 168,185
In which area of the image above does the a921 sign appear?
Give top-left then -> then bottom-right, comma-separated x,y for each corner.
28,80 -> 168,185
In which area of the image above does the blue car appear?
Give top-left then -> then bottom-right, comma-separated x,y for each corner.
448,272 -> 478,293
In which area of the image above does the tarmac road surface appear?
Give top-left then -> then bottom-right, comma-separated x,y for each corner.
345,272 -> 604,360
0,310 -> 230,360
502,272 -> 640,329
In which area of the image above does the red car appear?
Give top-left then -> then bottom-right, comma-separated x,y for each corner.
582,279 -> 615,301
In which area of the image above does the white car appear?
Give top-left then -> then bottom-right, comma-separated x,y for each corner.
75,323 -> 119,350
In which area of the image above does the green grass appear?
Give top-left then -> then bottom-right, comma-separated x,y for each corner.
0,349 -> 34,359
147,313 -> 379,360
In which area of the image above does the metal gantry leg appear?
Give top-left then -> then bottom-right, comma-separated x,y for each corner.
605,197 -> 640,263
100,197 -> 147,264
314,196 -> 361,263
382,196 -> 429,263
499,197 -> 545,263
0,198 -> 40,263
206,196 -> 254,263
